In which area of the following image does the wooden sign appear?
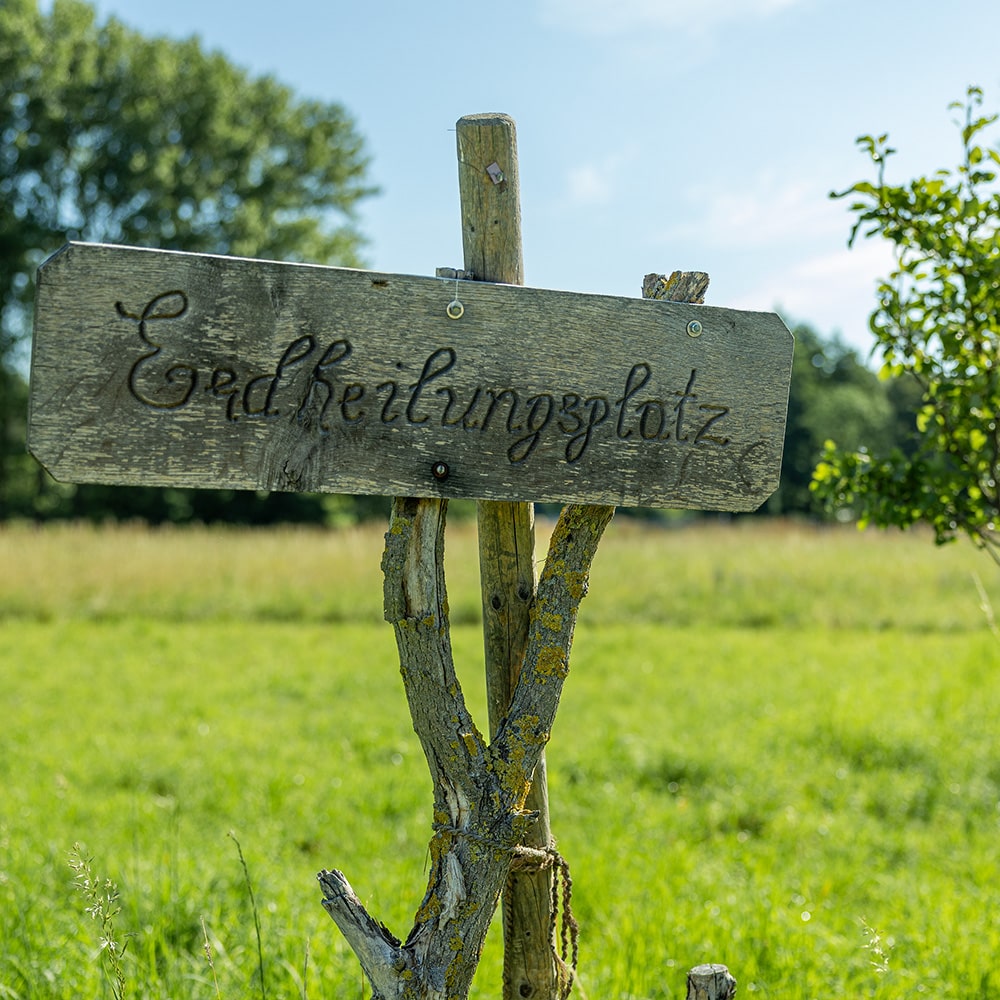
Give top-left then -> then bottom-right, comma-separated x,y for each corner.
28,242 -> 793,511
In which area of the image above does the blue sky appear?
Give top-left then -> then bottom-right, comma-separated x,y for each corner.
86,0 -> 1000,357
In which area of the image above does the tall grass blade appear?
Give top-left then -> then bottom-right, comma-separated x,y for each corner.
229,831 -> 267,1000
202,916 -> 222,1000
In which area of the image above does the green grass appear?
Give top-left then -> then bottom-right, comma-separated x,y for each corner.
0,517 -> 998,998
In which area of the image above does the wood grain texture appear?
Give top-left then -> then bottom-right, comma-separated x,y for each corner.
456,114 -> 522,286
458,113 -> 561,1000
686,964 -> 737,1000
29,242 -> 793,511
642,270 -> 710,303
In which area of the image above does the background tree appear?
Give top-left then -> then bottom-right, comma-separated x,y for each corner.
764,321 -> 919,516
812,87 -> 1000,563
0,0 -> 376,519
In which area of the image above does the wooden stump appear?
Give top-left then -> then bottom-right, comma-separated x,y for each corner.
686,963 -> 737,1000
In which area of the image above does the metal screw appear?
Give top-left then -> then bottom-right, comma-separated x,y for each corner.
431,461 -> 450,481
687,319 -> 703,338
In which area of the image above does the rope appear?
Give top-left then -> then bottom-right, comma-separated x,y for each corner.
547,847 -> 579,999
433,823 -> 580,998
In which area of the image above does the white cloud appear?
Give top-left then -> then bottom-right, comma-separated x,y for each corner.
538,0 -> 806,37
563,148 -> 637,206
730,238 -> 896,352
568,164 -> 611,203
662,170 -> 847,250
643,167 -> 898,352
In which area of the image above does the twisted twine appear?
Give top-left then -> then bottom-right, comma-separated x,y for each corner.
433,823 -> 580,998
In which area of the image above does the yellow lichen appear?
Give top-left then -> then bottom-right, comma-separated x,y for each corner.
565,570 -> 587,601
415,891 -> 443,922
488,750 -> 530,807
540,610 -> 563,632
536,645 -> 568,679
511,714 -> 548,747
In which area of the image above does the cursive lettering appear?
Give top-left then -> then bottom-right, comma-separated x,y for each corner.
119,291 -> 196,409
120,290 -> 738,469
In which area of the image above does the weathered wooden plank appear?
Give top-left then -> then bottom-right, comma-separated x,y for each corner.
28,241 -> 793,511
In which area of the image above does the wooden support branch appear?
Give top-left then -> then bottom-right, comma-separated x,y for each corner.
318,497 -> 612,1000
495,505 -> 614,761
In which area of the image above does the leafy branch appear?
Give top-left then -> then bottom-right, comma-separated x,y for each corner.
814,86 -> 1000,564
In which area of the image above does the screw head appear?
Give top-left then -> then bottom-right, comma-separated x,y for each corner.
431,461 -> 450,481
687,319 -> 703,338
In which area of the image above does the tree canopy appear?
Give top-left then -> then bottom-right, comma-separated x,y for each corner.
812,87 -> 1000,563
0,0 -> 377,517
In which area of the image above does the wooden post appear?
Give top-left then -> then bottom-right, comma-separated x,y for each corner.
686,964 -> 737,1000
456,113 -> 560,1000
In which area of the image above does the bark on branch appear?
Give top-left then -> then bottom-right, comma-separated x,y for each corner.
318,498 -> 613,1000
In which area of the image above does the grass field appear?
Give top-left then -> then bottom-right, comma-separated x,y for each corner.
1,515 -> 998,999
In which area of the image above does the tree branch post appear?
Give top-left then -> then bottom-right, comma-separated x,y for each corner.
318,497 -> 612,999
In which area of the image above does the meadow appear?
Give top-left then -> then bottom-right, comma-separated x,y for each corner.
0,515 -> 998,999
